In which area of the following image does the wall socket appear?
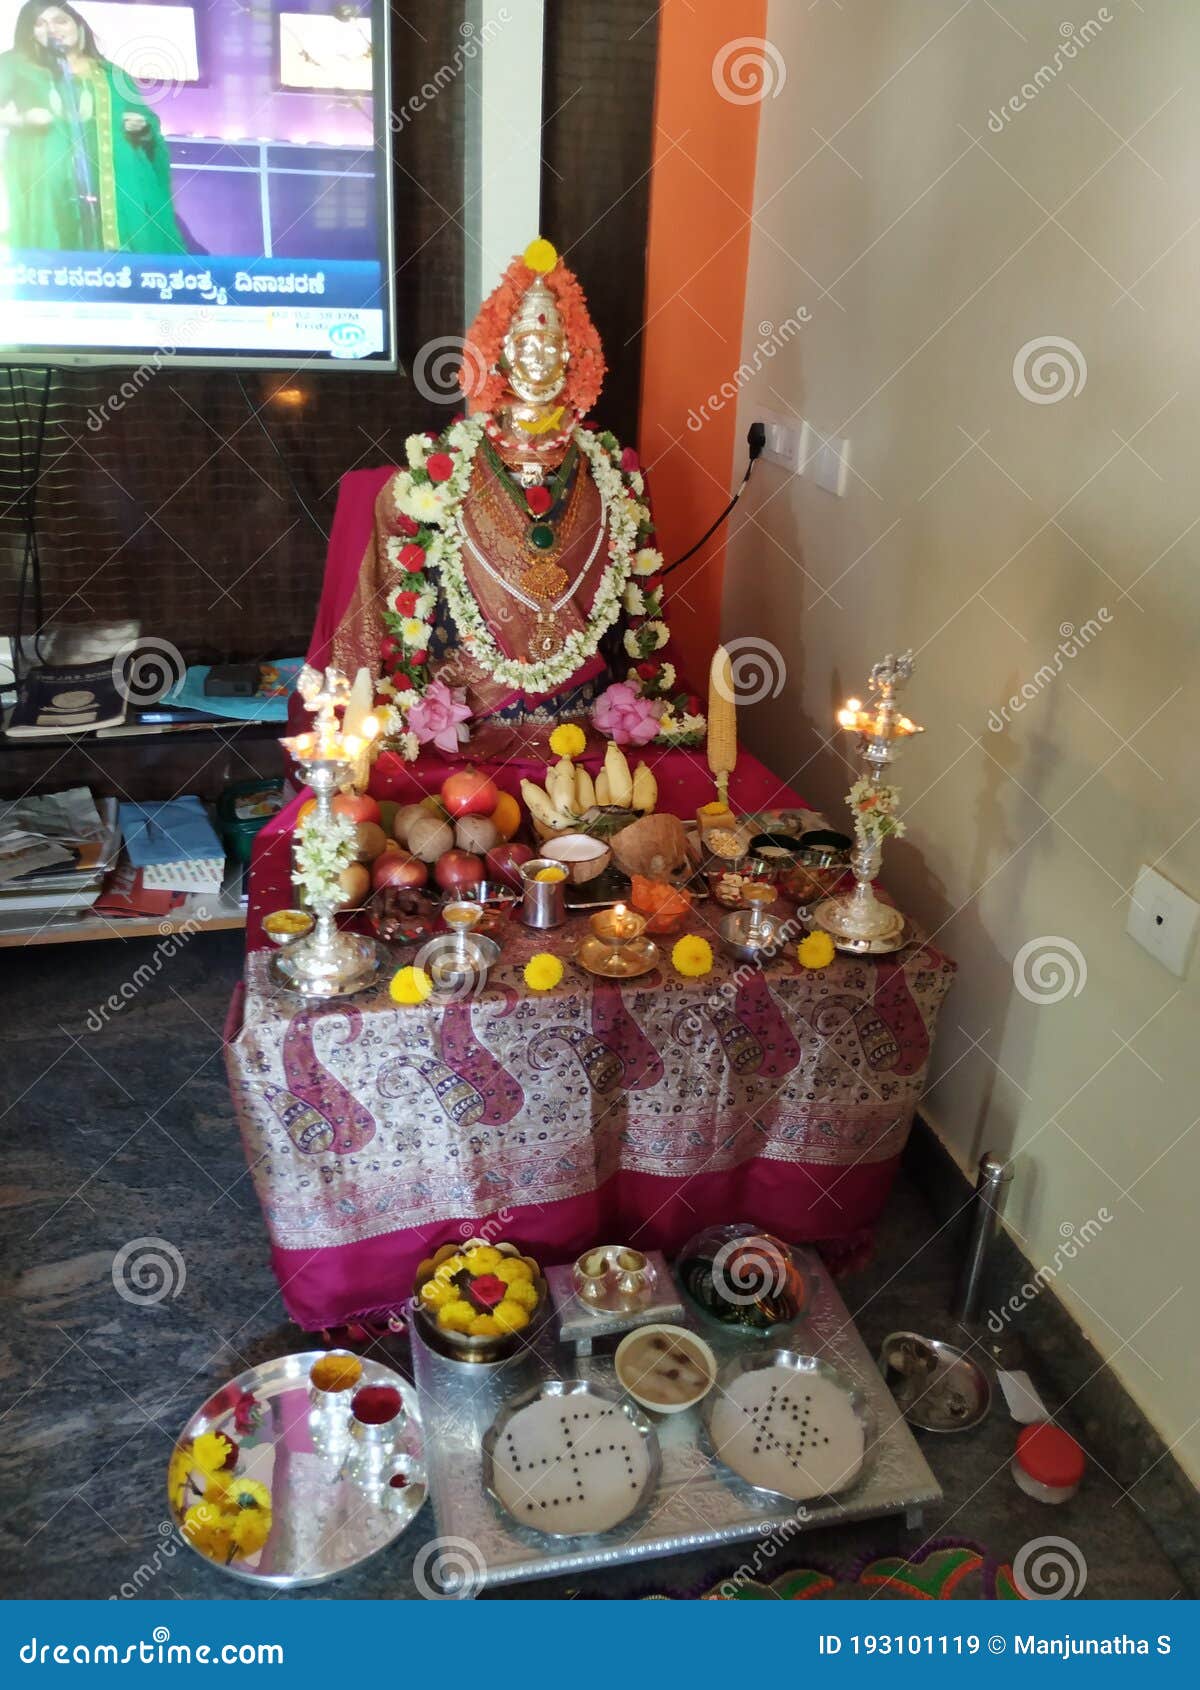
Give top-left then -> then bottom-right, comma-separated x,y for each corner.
1126,863 -> 1200,978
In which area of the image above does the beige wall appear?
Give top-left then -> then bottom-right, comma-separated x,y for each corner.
719,0 -> 1200,1479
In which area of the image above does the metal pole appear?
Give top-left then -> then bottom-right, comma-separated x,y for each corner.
953,1151 -> 1014,1324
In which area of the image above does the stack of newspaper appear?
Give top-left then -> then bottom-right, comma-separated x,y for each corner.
0,788 -> 121,915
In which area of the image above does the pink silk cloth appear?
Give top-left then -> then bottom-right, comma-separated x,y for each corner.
232,470 -> 956,1331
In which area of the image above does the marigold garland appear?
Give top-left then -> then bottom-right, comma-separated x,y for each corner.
459,244 -> 605,417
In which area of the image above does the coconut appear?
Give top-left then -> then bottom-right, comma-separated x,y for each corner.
407,813 -> 454,863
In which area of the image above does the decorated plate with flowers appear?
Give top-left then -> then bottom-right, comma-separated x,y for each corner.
413,1239 -> 546,1364
167,1351 -> 425,1587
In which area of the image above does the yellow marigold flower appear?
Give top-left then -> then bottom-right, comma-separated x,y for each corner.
672,935 -> 714,978
226,1477 -> 271,1514
523,237 -> 558,273
230,1507 -> 272,1558
182,1499 -> 234,1561
504,1277 -> 539,1311
798,930 -> 836,970
433,1252 -> 467,1281
463,1245 -> 502,1273
468,1314 -> 500,1337
419,1277 -> 455,1310
390,965 -> 433,1006
437,1298 -> 477,1333
495,1257 -> 533,1285
493,1299 -> 531,1333
524,952 -> 564,992
549,722 -> 587,758
168,1446 -> 193,1511
191,1431 -> 235,1476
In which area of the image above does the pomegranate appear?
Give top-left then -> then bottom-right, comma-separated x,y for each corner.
485,842 -> 534,888
441,766 -> 499,819
331,792 -> 381,825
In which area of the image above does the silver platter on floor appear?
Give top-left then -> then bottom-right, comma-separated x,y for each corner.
482,1379 -> 661,1538
167,1350 -> 425,1588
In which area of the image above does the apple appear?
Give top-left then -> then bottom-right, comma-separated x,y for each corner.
335,861 -> 371,908
372,850 -> 428,891
434,849 -> 484,893
353,820 -> 388,862
486,842 -> 534,888
441,766 -> 499,819
332,792 -> 381,825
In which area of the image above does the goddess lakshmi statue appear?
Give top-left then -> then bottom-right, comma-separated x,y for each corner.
325,239 -> 703,762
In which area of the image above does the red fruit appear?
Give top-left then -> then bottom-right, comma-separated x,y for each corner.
426,452 -> 454,483
486,842 -> 533,887
331,792 -> 381,825
441,766 -> 499,818
434,850 -> 484,892
351,1384 -> 402,1426
372,850 -> 428,892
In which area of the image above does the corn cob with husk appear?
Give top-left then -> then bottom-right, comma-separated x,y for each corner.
707,644 -> 738,807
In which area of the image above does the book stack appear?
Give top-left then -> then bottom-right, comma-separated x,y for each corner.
0,788 -> 121,917
117,797 -> 227,896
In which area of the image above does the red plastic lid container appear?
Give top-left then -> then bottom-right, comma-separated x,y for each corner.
1015,1423 -> 1086,1488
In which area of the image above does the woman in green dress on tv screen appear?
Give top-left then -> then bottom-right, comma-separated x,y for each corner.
0,0 -> 186,253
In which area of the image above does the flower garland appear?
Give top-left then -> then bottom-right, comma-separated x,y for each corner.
848,778 -> 906,847
376,416 -> 701,753
293,811 -> 357,908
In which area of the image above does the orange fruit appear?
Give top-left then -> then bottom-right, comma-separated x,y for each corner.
489,791 -> 521,841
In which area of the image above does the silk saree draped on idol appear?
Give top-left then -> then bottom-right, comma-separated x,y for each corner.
0,51 -> 185,252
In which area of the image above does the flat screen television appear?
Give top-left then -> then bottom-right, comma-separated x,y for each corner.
0,0 -> 396,369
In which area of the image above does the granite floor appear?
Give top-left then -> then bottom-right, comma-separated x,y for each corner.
0,930 -> 1192,1600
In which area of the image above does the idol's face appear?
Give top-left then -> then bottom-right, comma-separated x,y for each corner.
504,327 -> 568,403
34,8 -> 80,51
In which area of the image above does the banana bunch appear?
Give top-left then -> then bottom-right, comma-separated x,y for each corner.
521,742 -> 658,832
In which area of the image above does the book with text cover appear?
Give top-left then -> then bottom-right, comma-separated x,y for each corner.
4,660 -> 127,737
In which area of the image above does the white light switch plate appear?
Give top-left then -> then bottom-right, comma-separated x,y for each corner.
813,434 -> 850,496
1126,863 -> 1200,978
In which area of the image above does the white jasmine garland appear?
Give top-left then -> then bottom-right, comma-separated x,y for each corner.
294,811 -> 357,907
623,582 -> 647,615
405,433 -> 430,469
633,547 -> 662,577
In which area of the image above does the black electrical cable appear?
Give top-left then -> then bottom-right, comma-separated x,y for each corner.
659,420 -> 766,579
236,373 -> 330,541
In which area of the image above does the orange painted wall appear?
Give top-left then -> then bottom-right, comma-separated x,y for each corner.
639,0 -> 768,692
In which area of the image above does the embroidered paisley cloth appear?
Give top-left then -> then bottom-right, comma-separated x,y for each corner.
226,904 -> 955,1331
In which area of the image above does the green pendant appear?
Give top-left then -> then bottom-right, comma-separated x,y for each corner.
529,523 -> 555,550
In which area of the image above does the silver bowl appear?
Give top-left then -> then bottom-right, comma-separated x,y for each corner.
719,907 -> 788,963
878,1331 -> 991,1432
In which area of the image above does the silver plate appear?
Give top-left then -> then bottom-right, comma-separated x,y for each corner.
167,1351 -> 425,1588
412,1247 -> 941,1591
704,1349 -> 875,1503
268,934 -> 391,997
481,1379 -> 662,1539
878,1331 -> 992,1432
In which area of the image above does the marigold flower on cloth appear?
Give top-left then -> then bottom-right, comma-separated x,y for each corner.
798,930 -> 836,970
390,965 -> 433,1006
192,1430 -> 237,1475
672,934 -> 714,978
524,952 -> 564,992
549,721 -> 587,758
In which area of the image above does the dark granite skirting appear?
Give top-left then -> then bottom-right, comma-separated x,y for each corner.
903,1119 -> 1199,1596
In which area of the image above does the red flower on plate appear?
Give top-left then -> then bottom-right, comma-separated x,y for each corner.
525,485 -> 553,517
426,452 -> 454,483
469,1273 -> 507,1310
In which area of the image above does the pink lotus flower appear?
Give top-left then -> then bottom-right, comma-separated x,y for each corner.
593,682 -> 662,747
406,680 -> 472,755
